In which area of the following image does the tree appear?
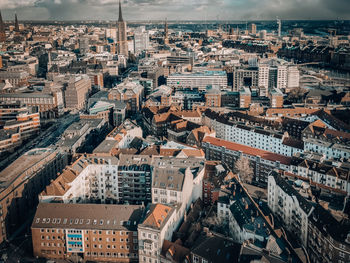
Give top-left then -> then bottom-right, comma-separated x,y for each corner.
254,190 -> 265,202
287,87 -> 307,102
234,156 -> 254,183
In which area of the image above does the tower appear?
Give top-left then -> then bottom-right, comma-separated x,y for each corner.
117,0 -> 128,57
164,18 -> 169,45
0,11 -> 6,43
277,18 -> 281,37
14,13 -> 19,32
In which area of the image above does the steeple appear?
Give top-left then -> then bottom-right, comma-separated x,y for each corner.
0,10 -> 5,43
118,0 -> 123,22
14,13 -> 19,32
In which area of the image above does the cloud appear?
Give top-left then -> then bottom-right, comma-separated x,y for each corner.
0,0 -> 349,20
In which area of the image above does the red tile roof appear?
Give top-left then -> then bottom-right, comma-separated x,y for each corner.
203,136 -> 291,165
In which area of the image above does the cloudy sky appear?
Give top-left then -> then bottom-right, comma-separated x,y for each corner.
0,0 -> 349,21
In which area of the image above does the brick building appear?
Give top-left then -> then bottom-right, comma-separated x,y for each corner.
31,203 -> 144,262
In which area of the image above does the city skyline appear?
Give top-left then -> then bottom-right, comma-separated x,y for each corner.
0,0 -> 349,21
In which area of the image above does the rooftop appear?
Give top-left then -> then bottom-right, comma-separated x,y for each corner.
32,203 -> 144,231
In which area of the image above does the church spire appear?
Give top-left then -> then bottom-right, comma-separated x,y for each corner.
15,13 -> 19,32
0,10 -> 6,43
118,0 -> 123,22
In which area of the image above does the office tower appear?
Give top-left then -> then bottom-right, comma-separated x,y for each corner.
258,64 -> 269,97
0,11 -> 5,43
164,19 -> 169,45
117,0 -> 128,57
14,13 -> 19,32
78,37 -> 89,54
259,30 -> 267,40
134,26 -> 149,54
248,23 -> 256,34
64,75 -> 91,110
277,18 -> 281,37
287,66 -> 300,89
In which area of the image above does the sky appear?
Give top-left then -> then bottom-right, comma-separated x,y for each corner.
0,0 -> 349,21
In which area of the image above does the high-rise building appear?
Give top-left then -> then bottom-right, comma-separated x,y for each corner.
0,11 -> 6,43
164,19 -> 169,45
248,23 -> 256,34
78,37 -> 89,55
277,18 -> 282,37
117,1 -> 128,57
133,26 -> 149,54
64,75 -> 91,110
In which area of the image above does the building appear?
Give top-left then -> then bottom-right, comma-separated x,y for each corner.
64,75 -> 91,111
31,203 -> 144,262
270,88 -> 284,108
117,1 -> 128,57
304,137 -> 350,161
0,70 -> 29,87
217,178 -> 305,263
204,110 -> 303,157
56,118 -> 106,154
232,67 -> 258,92
164,19 -> 169,45
202,136 -> 292,185
0,148 -> 68,243
268,171 -> 314,247
0,11 -> 5,43
108,80 -> 144,116
0,90 -> 64,118
40,154 -> 152,205
138,203 -> 178,263
248,23 -> 257,34
78,37 -> 89,55
0,101 -> 40,153
239,87 -> 251,109
167,71 -> 227,91
134,27 -> 149,54
307,204 -> 350,263
190,233 -> 240,263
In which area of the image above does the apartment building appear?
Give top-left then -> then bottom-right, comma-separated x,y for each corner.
40,154 -> 152,205
138,204 -> 177,263
202,136 -> 291,185
108,81 -> 144,116
289,155 -> 350,194
268,171 -> 314,247
31,203 -> 144,262
204,110 -> 303,156
0,148 -> 68,243
304,138 -> 350,161
307,204 -> 350,263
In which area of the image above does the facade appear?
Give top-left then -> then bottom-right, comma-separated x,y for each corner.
0,101 -> 40,153
304,138 -> 350,161
307,204 -> 350,263
232,67 -> 258,92
138,204 -> 177,263
108,80 -> 144,116
31,203 -> 144,262
117,1 -> 128,57
134,27 -> 149,54
268,171 -> 314,247
0,91 -> 64,118
40,154 -> 152,205
64,75 -> 91,111
167,71 -> 227,91
0,148 -> 68,243
205,111 -> 303,156
239,87 -> 251,108
202,136 -> 292,185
